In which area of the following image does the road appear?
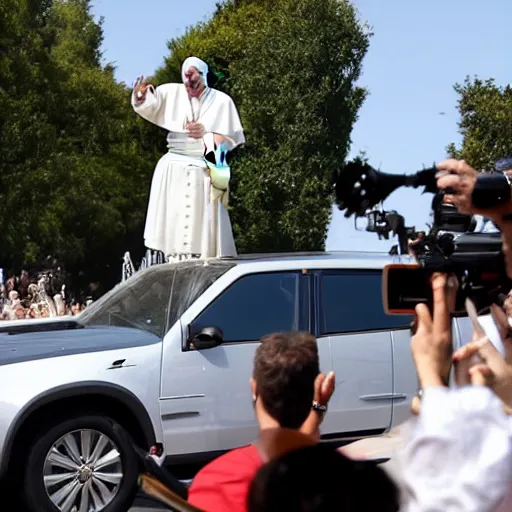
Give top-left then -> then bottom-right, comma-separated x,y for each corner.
131,494 -> 169,511
7,493 -> 169,512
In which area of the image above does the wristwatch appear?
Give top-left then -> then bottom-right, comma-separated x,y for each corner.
312,401 -> 328,414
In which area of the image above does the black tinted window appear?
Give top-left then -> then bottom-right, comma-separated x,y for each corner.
320,271 -> 413,334
191,272 -> 299,342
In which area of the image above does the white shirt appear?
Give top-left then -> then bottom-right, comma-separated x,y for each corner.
401,386 -> 512,512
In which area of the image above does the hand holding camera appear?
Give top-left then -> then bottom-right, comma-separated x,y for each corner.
334,157 -> 512,315
436,158 -> 512,221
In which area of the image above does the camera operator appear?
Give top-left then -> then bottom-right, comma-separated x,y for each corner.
436,158 -> 512,276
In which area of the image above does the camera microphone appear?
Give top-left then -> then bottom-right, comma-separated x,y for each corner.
334,161 -> 438,218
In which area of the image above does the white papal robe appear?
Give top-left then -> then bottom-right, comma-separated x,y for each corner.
132,83 -> 245,259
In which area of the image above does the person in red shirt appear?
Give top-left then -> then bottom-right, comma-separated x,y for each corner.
187,331 -> 335,512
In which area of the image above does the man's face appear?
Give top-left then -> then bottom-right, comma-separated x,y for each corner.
184,66 -> 205,97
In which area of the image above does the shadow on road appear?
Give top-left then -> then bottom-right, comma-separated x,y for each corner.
131,493 -> 170,510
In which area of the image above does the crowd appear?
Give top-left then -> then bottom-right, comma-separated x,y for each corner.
150,158 -> 512,512
0,267 -> 93,321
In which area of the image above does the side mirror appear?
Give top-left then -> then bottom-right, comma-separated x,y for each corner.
189,326 -> 223,350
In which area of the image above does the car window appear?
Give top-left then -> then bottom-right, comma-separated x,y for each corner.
191,272 -> 300,343
80,261 -> 234,337
320,271 -> 413,335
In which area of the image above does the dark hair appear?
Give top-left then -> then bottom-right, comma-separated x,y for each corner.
248,444 -> 400,512
253,332 -> 319,429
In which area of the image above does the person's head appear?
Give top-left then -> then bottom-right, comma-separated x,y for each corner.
251,331 -> 319,430
248,444 -> 399,512
14,305 -> 25,320
182,56 -> 208,98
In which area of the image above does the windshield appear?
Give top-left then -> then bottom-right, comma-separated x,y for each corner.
79,260 -> 235,337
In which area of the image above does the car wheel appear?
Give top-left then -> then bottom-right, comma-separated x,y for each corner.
23,415 -> 138,512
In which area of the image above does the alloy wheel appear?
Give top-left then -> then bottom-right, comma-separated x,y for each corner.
42,428 -> 123,512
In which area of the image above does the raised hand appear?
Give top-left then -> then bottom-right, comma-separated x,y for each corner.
490,303 -> 512,364
299,371 -> 335,440
133,75 -> 154,103
453,334 -> 512,409
411,273 -> 453,388
314,371 -> 336,408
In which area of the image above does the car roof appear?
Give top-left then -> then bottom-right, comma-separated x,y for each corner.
220,250 -> 414,270
127,251 -> 414,278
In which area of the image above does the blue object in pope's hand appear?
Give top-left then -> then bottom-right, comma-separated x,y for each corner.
205,143 -> 231,191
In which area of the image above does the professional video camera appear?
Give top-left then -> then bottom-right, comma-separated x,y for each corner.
334,160 -> 511,315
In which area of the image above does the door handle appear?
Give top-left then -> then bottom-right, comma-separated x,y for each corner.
359,393 -> 407,401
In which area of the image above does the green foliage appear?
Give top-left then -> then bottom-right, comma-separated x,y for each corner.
156,0 -> 371,252
0,0 -> 158,288
0,0 -> 371,294
448,77 -> 512,171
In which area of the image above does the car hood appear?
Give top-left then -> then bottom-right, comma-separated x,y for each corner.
0,325 -> 161,366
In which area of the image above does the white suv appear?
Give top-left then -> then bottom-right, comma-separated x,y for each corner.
0,252 -> 472,512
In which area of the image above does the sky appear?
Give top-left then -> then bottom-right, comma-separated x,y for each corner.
91,0 -> 511,252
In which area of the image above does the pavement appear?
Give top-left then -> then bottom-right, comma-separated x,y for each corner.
130,494 -> 169,511
338,422 -> 408,489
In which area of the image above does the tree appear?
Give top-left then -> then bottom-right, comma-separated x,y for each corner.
0,0 -> 159,292
447,77 -> 512,171
156,0 -> 371,252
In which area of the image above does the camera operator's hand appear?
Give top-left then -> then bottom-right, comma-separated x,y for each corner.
436,159 -> 479,214
437,158 -> 512,220
437,158 -> 512,278
411,273 -> 454,389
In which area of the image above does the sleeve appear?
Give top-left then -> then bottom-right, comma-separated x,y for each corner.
131,84 -> 185,132
207,94 -> 245,149
131,85 -> 161,119
187,459 -> 253,512
225,97 -> 245,148
400,386 -> 512,512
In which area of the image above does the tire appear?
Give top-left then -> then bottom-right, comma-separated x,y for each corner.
23,415 -> 138,512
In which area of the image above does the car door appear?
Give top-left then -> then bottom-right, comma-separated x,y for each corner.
159,269 -> 331,460
314,269 -> 411,437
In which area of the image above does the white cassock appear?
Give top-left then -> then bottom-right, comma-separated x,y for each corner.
132,83 -> 245,259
